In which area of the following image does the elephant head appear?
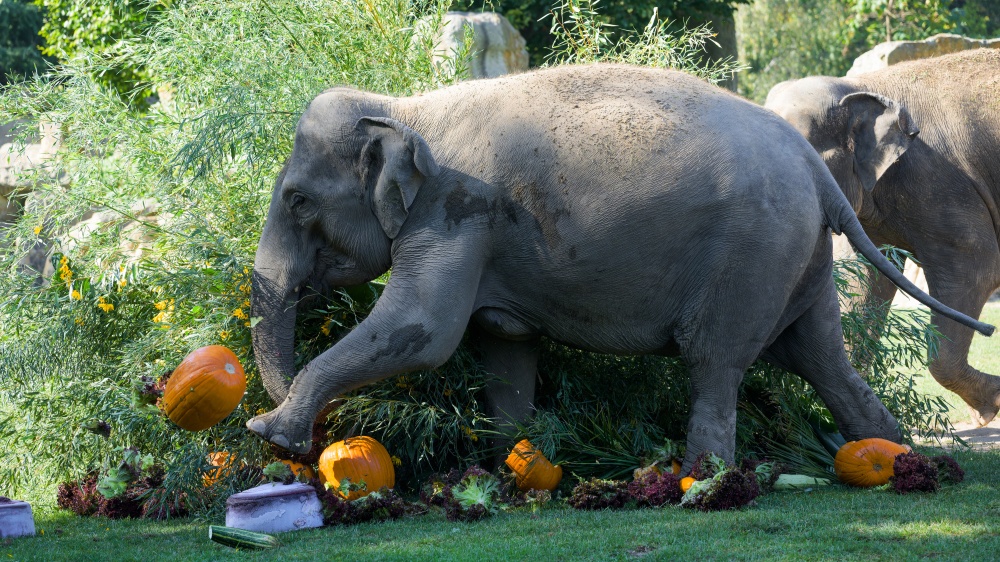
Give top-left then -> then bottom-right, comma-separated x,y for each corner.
764,77 -> 919,216
251,90 -> 440,404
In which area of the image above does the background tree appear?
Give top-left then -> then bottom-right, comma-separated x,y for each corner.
737,0 -> 1000,103
0,0 -> 49,84
32,0 -> 164,101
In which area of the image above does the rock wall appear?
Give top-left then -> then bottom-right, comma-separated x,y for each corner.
847,33 -> 1000,77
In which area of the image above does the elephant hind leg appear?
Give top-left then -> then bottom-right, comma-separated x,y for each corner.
922,270 -> 1000,426
762,283 -> 903,443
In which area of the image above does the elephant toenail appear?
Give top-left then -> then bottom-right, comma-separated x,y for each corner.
247,419 -> 266,434
271,434 -> 289,449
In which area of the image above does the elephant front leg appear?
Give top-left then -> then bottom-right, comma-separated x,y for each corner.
248,319 -> 467,453
248,270 -> 479,453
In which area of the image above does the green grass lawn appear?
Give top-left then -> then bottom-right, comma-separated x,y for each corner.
6,448 -> 1000,561
907,302 -> 1000,424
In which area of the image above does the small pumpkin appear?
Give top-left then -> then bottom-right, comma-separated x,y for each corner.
161,345 -> 246,431
280,459 -> 317,480
670,459 -> 682,475
318,436 -> 395,500
679,476 -> 697,493
834,438 -> 911,488
506,439 -> 563,492
203,452 -> 233,486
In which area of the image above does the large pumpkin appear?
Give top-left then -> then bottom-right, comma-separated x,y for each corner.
203,452 -> 232,486
318,436 -> 395,500
281,459 -> 317,480
505,439 -> 563,492
834,438 -> 910,487
161,345 -> 246,431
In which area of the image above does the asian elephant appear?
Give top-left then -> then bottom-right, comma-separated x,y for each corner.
247,63 -> 993,469
765,49 -> 1000,426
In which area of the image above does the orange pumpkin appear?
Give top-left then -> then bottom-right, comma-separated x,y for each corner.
203,451 -> 232,486
671,459 -> 682,475
834,438 -> 911,487
680,476 -> 697,493
506,439 -> 563,492
161,346 -> 246,431
318,436 -> 395,500
281,459 -> 317,480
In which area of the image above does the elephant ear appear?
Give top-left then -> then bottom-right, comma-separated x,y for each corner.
839,92 -> 919,192
356,116 -> 441,238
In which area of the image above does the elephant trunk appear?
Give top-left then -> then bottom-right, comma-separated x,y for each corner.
250,266 -> 299,405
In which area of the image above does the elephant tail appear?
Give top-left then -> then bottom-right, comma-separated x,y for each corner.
829,198 -> 995,337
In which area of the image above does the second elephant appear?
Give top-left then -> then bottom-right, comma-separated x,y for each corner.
766,49 -> 1000,426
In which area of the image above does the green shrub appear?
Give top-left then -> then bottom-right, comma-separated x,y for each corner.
452,0 -> 749,66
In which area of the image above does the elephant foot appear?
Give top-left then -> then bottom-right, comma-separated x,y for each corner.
955,381 -> 1000,428
247,408 -> 314,454
967,398 -> 999,428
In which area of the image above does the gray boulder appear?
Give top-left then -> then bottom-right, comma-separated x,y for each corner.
421,12 -> 529,79
847,33 -> 1000,76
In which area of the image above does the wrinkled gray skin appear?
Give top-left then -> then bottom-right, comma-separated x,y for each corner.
248,63 -> 993,470
765,49 -> 1000,426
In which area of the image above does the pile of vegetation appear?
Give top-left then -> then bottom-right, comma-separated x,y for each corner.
0,0 -> 954,520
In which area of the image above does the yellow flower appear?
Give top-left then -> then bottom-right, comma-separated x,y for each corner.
460,426 -> 479,442
118,279 -> 127,288
74,317 -> 85,326
232,308 -> 248,320
97,296 -> 113,312
391,455 -> 402,466
152,311 -> 169,323
154,300 -> 168,311
70,290 -> 82,300
239,283 -> 251,293
33,225 -> 42,235
243,299 -> 250,308
443,388 -> 453,397
219,330 -> 230,340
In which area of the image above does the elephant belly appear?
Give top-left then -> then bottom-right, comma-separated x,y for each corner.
472,307 -> 539,341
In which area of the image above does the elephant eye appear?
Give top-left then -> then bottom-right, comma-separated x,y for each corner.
289,193 -> 306,210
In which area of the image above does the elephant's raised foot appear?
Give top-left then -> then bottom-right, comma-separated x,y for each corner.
967,400 -> 1000,428
955,378 -> 1000,428
247,409 -> 313,454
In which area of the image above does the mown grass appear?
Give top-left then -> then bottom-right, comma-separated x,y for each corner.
5,448 -> 1000,561
909,303 -> 1000,424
